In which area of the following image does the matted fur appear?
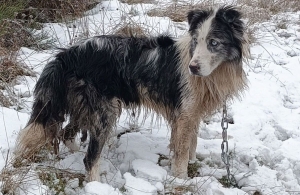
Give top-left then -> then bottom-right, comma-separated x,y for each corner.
14,6 -> 249,181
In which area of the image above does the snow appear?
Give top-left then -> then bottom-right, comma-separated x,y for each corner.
0,107 -> 28,168
84,181 -> 121,195
1,0 -> 300,194
132,159 -> 167,181
12,169 -> 49,195
123,172 -> 157,195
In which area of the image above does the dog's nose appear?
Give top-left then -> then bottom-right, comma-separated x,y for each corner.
189,64 -> 200,74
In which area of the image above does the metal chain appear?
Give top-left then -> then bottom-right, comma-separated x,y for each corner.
221,102 -> 239,188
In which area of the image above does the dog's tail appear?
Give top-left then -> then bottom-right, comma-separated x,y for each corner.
15,58 -> 67,161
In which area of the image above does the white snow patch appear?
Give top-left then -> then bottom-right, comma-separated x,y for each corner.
123,172 -> 157,195
132,159 -> 167,182
84,181 -> 121,195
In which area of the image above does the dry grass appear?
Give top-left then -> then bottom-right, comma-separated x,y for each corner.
0,0 -> 99,51
239,0 -> 300,15
15,0 -> 99,23
114,23 -> 146,36
37,166 -> 85,194
1,161 -> 85,194
0,49 -> 32,82
120,0 -> 155,5
0,20 -> 34,51
0,91 -> 11,107
147,0 -> 300,43
1,138 -> 82,194
238,0 -> 300,43
0,19 -> 55,51
147,0 -> 300,24
238,0 -> 300,26
0,48 -> 33,107
0,1 -> 38,51
0,166 -> 30,194
147,3 -> 213,22
0,56 -> 26,85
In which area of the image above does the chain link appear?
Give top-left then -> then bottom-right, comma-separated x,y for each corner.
221,102 -> 239,188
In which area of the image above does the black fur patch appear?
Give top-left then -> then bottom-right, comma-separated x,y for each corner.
187,9 -> 213,33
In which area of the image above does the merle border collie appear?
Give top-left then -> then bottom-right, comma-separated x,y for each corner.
15,6 -> 249,181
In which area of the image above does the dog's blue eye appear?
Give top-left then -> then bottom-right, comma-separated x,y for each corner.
210,39 -> 219,46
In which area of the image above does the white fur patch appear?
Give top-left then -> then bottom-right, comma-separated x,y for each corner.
146,48 -> 159,64
79,37 -> 109,51
189,10 -> 220,76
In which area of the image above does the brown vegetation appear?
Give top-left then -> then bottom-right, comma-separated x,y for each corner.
114,23 -> 146,36
20,0 -> 99,22
120,0 -> 155,5
147,0 -> 300,24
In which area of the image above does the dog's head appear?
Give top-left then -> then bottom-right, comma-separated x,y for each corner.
187,6 -> 246,77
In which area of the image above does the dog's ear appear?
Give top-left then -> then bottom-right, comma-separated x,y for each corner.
187,9 -> 210,32
187,10 -> 199,25
219,6 -> 241,24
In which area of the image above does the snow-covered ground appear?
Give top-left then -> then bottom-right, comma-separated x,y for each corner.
1,0 -> 300,194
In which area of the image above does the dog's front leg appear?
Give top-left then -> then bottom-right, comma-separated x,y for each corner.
171,115 -> 194,178
189,126 -> 199,161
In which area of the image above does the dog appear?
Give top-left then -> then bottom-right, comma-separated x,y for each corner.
14,6 -> 249,181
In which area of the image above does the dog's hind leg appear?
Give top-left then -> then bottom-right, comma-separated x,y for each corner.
82,98 -> 120,182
